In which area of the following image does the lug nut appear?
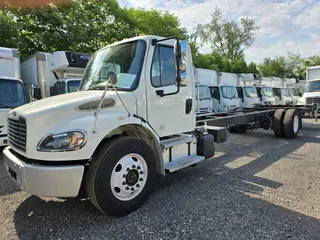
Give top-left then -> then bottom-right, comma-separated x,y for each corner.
127,168 -> 130,172
123,174 -> 127,178
140,171 -> 143,175
131,187 -> 135,191
122,182 -> 126,185
126,187 -> 129,190
137,166 -> 141,170
132,165 -> 136,168
139,178 -> 143,182
136,184 -> 140,188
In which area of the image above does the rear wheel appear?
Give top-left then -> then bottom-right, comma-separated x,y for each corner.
283,109 -> 300,139
86,137 -> 156,217
273,109 -> 286,138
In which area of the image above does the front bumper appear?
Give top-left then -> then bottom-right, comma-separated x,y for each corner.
0,135 -> 8,147
3,147 -> 84,197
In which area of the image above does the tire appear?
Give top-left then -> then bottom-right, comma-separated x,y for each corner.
273,109 -> 286,138
86,137 -> 157,217
283,109 -> 300,139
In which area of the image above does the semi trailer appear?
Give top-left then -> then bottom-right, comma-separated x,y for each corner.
0,47 -> 26,147
21,51 -> 90,102
3,35 -> 309,217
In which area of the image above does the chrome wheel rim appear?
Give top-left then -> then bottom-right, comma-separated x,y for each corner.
110,153 -> 148,201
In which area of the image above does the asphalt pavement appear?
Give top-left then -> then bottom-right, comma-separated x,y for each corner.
0,119 -> 319,240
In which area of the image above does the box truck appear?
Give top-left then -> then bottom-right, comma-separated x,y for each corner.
253,77 -> 275,106
3,35 -> 307,217
271,77 -> 293,106
236,73 -> 260,108
194,68 -> 212,115
21,51 -> 90,102
0,47 -> 26,147
197,69 -> 240,113
298,66 -> 320,109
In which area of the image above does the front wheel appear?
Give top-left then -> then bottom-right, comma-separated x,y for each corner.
86,137 -> 157,217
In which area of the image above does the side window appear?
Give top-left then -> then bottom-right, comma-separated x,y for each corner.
236,87 -> 243,99
151,46 -> 176,88
256,87 -> 262,97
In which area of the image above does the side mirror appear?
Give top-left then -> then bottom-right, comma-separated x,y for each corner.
174,40 -> 188,87
100,68 -> 117,86
33,87 -> 41,100
50,86 -> 57,96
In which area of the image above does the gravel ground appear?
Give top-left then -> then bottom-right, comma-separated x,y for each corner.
0,118 -> 319,240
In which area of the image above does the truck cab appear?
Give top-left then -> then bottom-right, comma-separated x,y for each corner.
289,87 -> 299,104
195,84 -> 212,115
298,79 -> 320,107
256,86 -> 275,106
272,87 -> 293,106
0,47 -> 26,147
236,86 -> 259,108
50,78 -> 81,96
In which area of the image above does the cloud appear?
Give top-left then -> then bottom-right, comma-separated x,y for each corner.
119,0 -> 320,63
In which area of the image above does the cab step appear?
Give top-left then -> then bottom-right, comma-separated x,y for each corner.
165,155 -> 205,173
160,135 -> 195,150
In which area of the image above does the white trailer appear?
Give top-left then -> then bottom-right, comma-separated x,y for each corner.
0,47 -> 26,147
21,51 -> 90,101
3,36 -> 305,217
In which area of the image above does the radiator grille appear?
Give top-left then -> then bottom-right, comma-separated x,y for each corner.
306,97 -> 320,104
7,117 -> 27,152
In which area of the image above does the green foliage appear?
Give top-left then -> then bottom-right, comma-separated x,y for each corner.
195,7 -> 259,62
127,8 -> 187,39
0,0 -> 186,58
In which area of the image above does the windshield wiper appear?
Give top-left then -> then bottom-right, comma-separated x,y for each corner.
0,103 -> 14,109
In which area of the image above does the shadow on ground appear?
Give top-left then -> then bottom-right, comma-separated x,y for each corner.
11,122 -> 320,239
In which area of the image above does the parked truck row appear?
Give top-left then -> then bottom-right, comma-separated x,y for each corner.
2,35 -> 316,217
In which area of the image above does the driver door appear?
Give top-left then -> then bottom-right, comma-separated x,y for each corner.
146,44 -> 195,137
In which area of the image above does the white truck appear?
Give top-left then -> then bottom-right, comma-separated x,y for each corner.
3,36 -> 304,217
0,47 -> 26,147
285,78 -> 299,104
197,69 -> 240,113
21,51 -> 90,101
236,73 -> 260,108
271,77 -> 293,106
297,66 -> 320,110
194,68 -> 212,115
254,77 -> 275,106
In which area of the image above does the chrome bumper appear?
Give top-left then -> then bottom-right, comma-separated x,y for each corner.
3,147 -> 84,197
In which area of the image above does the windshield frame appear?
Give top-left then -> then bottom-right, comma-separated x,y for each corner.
244,86 -> 258,98
306,80 -> 320,93
0,78 -> 26,108
221,86 -> 238,99
79,39 -> 147,92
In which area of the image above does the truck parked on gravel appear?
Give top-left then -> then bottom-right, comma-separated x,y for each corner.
271,77 -> 293,106
236,74 -> 260,108
0,47 -> 26,147
3,35 -> 306,217
21,51 -> 90,102
297,66 -> 320,111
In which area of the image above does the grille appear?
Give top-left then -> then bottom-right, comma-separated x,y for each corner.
306,97 -> 320,104
7,117 -> 27,152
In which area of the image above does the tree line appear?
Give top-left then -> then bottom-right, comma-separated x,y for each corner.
0,1 -> 319,80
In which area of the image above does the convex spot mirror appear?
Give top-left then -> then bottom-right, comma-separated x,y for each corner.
100,68 -> 118,86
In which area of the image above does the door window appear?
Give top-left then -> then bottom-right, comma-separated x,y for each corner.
151,46 -> 176,87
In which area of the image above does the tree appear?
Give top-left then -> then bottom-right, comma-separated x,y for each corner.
195,7 -> 259,62
247,62 -> 259,74
258,57 -> 287,77
126,8 -> 187,39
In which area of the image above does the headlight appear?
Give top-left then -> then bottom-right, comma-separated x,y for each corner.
37,131 -> 87,152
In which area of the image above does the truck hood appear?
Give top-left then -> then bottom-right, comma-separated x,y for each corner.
10,90 -> 137,118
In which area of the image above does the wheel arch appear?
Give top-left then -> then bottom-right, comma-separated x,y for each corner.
94,123 -> 164,176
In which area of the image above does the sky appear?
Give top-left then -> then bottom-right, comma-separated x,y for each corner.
118,0 -> 320,63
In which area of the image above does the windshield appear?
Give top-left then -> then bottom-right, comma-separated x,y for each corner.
67,80 -> 80,93
195,85 -> 211,100
0,79 -> 25,108
281,88 -> 290,97
244,86 -> 258,98
290,88 -> 299,96
221,86 -> 237,99
80,40 -> 146,91
306,80 -> 320,93
262,87 -> 274,97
